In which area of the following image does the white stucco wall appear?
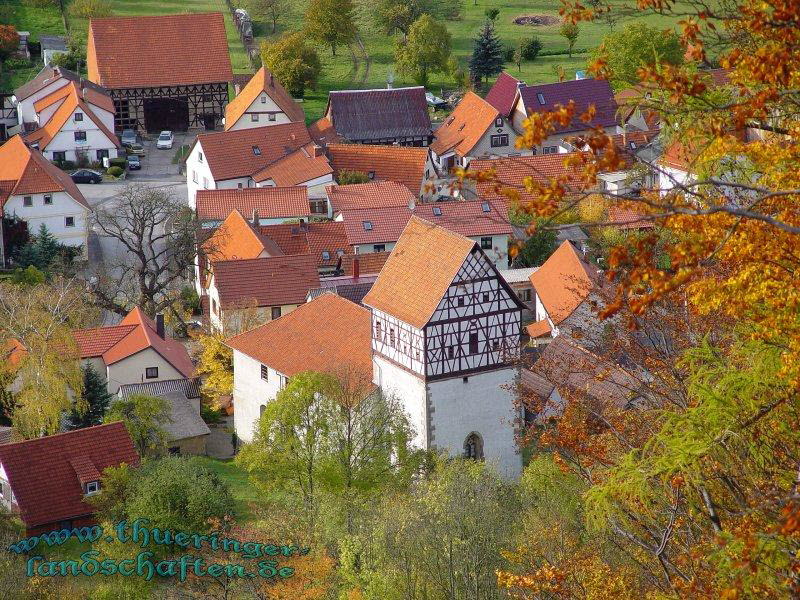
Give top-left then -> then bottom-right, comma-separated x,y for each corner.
226,92 -> 293,131
659,165 -> 693,194
105,348 -> 186,394
4,190 -> 88,249
40,106 -> 119,162
372,355 -> 427,449
187,141 -> 254,209
232,350 -> 283,443
14,78 -> 70,125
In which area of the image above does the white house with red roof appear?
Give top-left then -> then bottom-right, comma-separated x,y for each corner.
72,307 -> 194,394
223,66 -> 305,131
0,135 -> 90,256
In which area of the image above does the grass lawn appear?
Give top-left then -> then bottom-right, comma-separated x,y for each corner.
193,456 -> 262,523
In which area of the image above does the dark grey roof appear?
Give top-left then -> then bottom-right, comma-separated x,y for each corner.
13,65 -> 108,101
327,87 -> 431,141
160,391 -> 211,442
117,377 -> 201,401
556,225 -> 588,244
307,282 -> 374,306
39,35 -> 67,51
0,426 -> 14,445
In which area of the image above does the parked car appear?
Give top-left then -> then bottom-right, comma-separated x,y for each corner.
125,143 -> 146,156
127,155 -> 141,170
70,169 -> 103,184
156,131 -> 174,149
121,129 -> 137,146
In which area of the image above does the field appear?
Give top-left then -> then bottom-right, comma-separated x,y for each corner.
2,0 -> 684,118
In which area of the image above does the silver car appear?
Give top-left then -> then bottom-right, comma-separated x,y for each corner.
156,131 -> 174,149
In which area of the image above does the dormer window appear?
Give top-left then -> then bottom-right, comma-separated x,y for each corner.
537,93 -> 546,105
74,112 -> 83,122
85,481 -> 100,496
252,146 -> 261,155
629,141 -> 637,149
363,221 -> 373,231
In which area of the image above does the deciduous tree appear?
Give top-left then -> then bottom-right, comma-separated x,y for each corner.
304,0 -> 357,56
104,394 -> 171,457
260,32 -> 322,97
0,25 -> 19,60
394,14 -> 452,87
559,22 -> 579,58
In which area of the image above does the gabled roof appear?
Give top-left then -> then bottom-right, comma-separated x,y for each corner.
607,206 -> 654,230
516,78 -> 619,133
224,66 -> 305,129
196,186 -> 311,222
13,65 -> 107,102
0,135 -> 89,210
24,82 -> 120,150
362,216 -> 478,328
259,221 -> 351,269
485,72 -> 522,117
307,282 -> 375,306
431,92 -> 500,157
529,240 -> 600,325
252,143 -> 332,186
308,116 -> 343,146
212,254 -> 321,308
326,143 -> 429,194
227,293 -> 372,378
157,390 -> 211,441
327,181 -> 416,213
72,307 -> 194,377
194,123 -> 311,181
340,199 -> 511,246
117,377 -> 202,401
205,210 -> 277,264
0,422 -> 139,528
33,80 -> 114,114
326,87 -> 431,141
87,13 -> 233,89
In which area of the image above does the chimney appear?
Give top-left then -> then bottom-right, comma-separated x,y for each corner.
155,314 -> 165,339
269,73 -> 274,88
252,208 -> 259,225
353,258 -> 360,279
408,196 -> 416,211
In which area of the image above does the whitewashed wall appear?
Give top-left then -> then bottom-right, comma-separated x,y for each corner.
4,190 -> 87,249
232,350 -> 283,443
105,348 -> 186,394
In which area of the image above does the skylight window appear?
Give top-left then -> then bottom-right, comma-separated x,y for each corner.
252,146 -> 261,155
368,171 -> 375,179
537,93 -> 546,105
629,141 -> 637,149
336,249 -> 344,256
363,221 -> 373,231
433,206 -> 442,216
321,251 -> 331,260
481,202 -> 491,213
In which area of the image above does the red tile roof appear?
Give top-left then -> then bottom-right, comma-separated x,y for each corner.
205,210 -> 275,263
326,143 -> 430,195
607,206 -> 654,230
327,181 -> 416,213
485,72 -> 522,117
339,252 -> 390,276
227,293 -> 372,378
259,221 -> 351,269
252,143 -> 333,186
73,307 -> 194,377
225,66 -> 305,129
516,78 -> 619,133
0,135 -> 89,210
431,92 -> 500,157
212,254 -> 320,308
194,123 -> 312,181
340,199 -> 511,246
325,87 -> 431,141
87,13 -> 233,89
196,186 -> 311,222
308,116 -> 343,146
0,422 -> 139,528
526,319 -> 553,338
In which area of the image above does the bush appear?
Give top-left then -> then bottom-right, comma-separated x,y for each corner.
337,169 -> 371,184
69,0 -> 113,19
503,44 -> 515,63
180,285 -> 201,314
520,37 -> 542,61
108,157 -> 127,169
4,57 -> 32,70
107,166 -> 123,177
61,160 -> 75,170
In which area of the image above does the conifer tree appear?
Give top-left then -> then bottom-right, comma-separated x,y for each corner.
469,21 -> 504,84
67,364 -> 112,430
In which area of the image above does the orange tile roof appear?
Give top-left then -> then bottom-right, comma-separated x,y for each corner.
659,140 -> 696,171
607,206 -> 654,230
431,91 -> 500,157
87,13 -> 233,89
259,221 -> 350,269
308,116 -> 343,146
195,187 -> 311,222
224,66 -> 305,130
252,143 -> 332,186
327,180 -> 416,213
73,307 -> 194,377
362,216 -> 477,328
326,143 -> 429,195
339,251 -> 391,276
33,81 -> 114,115
212,254 -> 321,308
193,123 -> 312,181
25,82 -> 119,151
529,240 -> 599,325
205,210 -> 274,264
525,319 -> 552,338
226,293 -> 372,378
0,135 -> 89,210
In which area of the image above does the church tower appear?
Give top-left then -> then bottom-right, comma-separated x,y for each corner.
363,216 -> 524,477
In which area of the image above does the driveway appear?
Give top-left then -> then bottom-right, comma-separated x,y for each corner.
125,130 -> 195,181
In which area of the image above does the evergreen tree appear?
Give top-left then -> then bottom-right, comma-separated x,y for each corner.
469,21 -> 504,84
34,224 -> 60,265
67,364 -> 112,429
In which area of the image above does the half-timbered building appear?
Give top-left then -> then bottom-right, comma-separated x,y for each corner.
86,13 -> 233,132
363,216 -> 525,477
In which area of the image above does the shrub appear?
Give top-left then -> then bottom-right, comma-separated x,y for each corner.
69,0 -> 113,19
61,160 -> 76,170
109,157 -> 127,169
4,57 -> 32,70
503,44 -> 515,63
520,37 -> 543,61
337,169 -> 370,184
107,166 -> 123,177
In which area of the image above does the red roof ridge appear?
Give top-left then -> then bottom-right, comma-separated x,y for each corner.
0,421 -> 126,447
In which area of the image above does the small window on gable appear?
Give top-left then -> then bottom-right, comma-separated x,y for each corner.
251,114 -> 259,122
252,146 -> 261,155
268,113 -> 276,122
363,221 -> 373,231
495,117 -> 503,127
458,297 -> 465,307
65,216 -> 75,227
261,95 -> 267,104
321,250 -> 331,260
481,236 -> 492,249
375,321 -> 382,339
469,332 -> 478,354
482,292 -> 490,303
198,152 -> 203,162
74,112 -> 83,122
85,481 -> 100,496
74,131 -> 87,142
537,93 -> 546,105
192,171 -> 198,183
389,328 -> 395,347
23,196 -> 32,207
481,202 -> 490,213
43,195 -> 52,205
145,367 -> 158,379
432,206 -> 442,216
448,346 -> 455,359
261,364 -> 269,381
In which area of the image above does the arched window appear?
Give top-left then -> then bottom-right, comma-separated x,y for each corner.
463,432 -> 484,460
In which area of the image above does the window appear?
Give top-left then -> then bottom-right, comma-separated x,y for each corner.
321,250 -> 331,260
464,433 -> 484,460
261,364 -> 269,381
203,177 -> 209,190
53,151 -> 66,162
85,481 -> 100,495
96,149 -> 109,161
74,131 -> 87,142
211,298 -> 217,315
457,297 -> 465,307
362,221 -> 373,231
251,114 -> 259,122
493,340 -> 500,350
469,332 -> 478,354
389,328 -> 395,347
432,206 -> 442,216
65,216 -> 75,227
310,199 -> 327,214
252,146 -> 261,155
268,113 -> 276,122
192,171 -> 198,183
448,346 -> 455,359
375,321 -> 382,339
271,306 -> 281,320
481,236 -> 492,249
367,171 -> 375,179
495,117 -> 503,127
145,367 -> 158,379
238,182 -> 244,189
542,146 -> 558,155
44,195 -> 52,205
481,202 -> 491,213
198,152 -> 203,162
482,292 -> 490,303
520,288 -> 531,302
490,134 -> 509,148
537,93 -> 546,105
74,112 -> 83,122
629,141 -> 637,150
336,249 -> 344,257
463,376 -> 469,383
261,95 -> 267,104
373,244 -> 385,252
23,196 -> 32,207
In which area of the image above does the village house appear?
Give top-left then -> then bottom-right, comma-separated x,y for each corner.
224,66 -> 305,131
312,87 -> 432,146
227,293 -> 373,444
72,308 -> 194,394
195,187 -> 314,228
185,123 -> 332,207
484,72 -> 525,118
0,135 -> 90,254
258,220 -> 350,275
327,180 -> 418,218
326,143 -> 436,199
430,91 -> 520,173
0,422 -> 139,535
24,80 -> 120,164
87,13 -> 233,132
